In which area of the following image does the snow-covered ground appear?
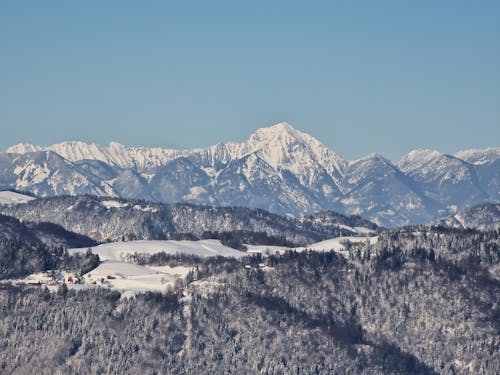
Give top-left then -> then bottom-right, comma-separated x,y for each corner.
79,261 -> 187,297
246,236 -> 378,255
7,236 -> 377,296
70,236 -> 378,260
335,224 -> 375,235
69,239 -> 247,261
1,262 -> 193,298
101,200 -> 129,209
64,239 -> 246,296
298,236 -> 378,252
0,190 -> 35,205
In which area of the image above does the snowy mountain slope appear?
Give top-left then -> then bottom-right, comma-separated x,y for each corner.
336,154 -> 440,226
432,203 -> 500,231
149,158 -> 213,203
5,151 -> 116,197
235,123 -> 347,188
2,123 -> 498,226
455,147 -> 500,165
7,141 -> 183,170
398,150 -> 488,207
467,151 -> 500,202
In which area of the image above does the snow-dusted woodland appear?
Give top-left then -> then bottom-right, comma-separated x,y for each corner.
0,216 -> 498,374
0,195 -> 377,244
1,122 -> 498,226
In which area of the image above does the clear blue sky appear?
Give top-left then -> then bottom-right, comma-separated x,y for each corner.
1,1 -> 499,160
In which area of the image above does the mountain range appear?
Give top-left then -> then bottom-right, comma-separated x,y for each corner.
1,122 -> 498,227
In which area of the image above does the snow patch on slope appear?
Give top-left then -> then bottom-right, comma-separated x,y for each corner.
101,200 -> 129,209
0,191 -> 35,205
69,239 -> 247,261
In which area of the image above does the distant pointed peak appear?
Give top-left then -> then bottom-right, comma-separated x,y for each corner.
253,122 -> 298,136
249,122 -> 313,145
269,121 -> 295,131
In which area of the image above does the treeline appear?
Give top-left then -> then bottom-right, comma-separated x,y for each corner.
0,213 -> 99,279
0,237 -> 99,279
174,230 -> 298,250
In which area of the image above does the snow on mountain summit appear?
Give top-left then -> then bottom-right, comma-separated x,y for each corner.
6,143 -> 42,154
237,122 -> 347,187
397,149 -> 442,172
455,147 -> 500,165
1,123 -> 498,226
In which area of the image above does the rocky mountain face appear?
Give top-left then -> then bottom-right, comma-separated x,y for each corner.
2,123 -> 498,227
432,203 -> 500,231
0,195 -> 376,244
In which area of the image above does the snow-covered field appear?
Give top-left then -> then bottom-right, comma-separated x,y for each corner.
0,190 -> 35,205
298,236 -> 378,252
79,261 -> 188,297
70,236 -> 378,260
246,236 -> 378,255
8,236 -> 377,296
2,262 -> 193,298
64,239 -> 247,296
69,239 -> 247,261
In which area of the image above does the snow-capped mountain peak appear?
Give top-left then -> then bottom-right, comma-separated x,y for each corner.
238,122 -> 347,187
1,122 -> 498,227
44,141 -> 132,168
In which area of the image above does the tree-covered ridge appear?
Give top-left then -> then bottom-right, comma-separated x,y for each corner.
0,195 -> 377,243
0,227 -> 498,374
0,214 -> 99,279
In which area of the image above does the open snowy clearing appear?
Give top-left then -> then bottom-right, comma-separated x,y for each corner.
246,236 -> 378,255
78,261 -> 185,295
8,236 -> 377,295
0,190 -> 35,205
69,239 -> 247,261
298,236 -> 378,252
69,236 -> 378,260
2,262 -> 193,297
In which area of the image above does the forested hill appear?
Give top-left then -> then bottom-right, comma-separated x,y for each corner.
0,195 -> 377,244
0,214 -> 98,279
0,226 -> 498,374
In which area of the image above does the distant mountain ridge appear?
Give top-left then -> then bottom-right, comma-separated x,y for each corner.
2,122 -> 499,226
432,203 -> 500,231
